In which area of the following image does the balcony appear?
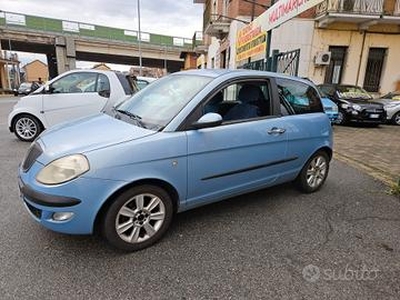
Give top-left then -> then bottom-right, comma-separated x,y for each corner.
316,0 -> 400,28
192,31 -> 208,53
204,13 -> 232,39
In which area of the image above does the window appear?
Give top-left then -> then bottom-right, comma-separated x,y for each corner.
51,72 -> 100,94
363,48 -> 386,92
116,73 -> 137,95
276,78 -> 323,114
203,80 -> 272,121
325,46 -> 347,84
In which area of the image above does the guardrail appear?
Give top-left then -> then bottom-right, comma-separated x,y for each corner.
0,10 -> 194,49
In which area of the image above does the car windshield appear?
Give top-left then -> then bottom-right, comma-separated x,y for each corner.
336,86 -> 372,100
113,74 -> 212,130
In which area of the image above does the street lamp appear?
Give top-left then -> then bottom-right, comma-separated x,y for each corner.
137,0 -> 143,76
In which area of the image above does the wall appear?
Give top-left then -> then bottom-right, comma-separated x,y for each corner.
310,25 -> 400,94
24,60 -> 49,82
270,18 -> 315,77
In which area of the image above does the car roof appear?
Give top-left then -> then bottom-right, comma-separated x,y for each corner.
174,69 -> 313,84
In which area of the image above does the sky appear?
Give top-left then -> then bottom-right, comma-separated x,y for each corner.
1,0 -> 204,70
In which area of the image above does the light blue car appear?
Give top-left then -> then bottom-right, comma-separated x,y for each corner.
19,69 -> 333,251
321,97 -> 339,123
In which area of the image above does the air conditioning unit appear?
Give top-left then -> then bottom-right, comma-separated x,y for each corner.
315,51 -> 331,65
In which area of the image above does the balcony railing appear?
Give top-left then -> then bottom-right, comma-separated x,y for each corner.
316,0 -> 384,16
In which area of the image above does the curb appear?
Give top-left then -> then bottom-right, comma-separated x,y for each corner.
333,150 -> 397,187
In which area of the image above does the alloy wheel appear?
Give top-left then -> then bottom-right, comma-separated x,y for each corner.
115,193 -> 166,244
14,115 -> 41,141
306,155 -> 328,189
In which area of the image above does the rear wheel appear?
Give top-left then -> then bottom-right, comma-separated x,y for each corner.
296,151 -> 330,193
13,114 -> 43,142
102,185 -> 174,252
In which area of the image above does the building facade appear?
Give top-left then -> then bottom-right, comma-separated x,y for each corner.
22,59 -> 49,83
196,0 -> 400,95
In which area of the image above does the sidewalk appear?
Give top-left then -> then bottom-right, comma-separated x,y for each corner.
333,124 -> 400,185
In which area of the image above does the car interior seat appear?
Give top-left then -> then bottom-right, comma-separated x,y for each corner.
224,84 -> 262,121
204,91 -> 223,114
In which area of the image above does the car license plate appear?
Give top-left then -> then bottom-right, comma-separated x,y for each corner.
370,114 -> 379,118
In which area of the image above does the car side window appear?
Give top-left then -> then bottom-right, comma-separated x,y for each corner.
51,73 -> 99,94
203,80 -> 272,122
276,78 -> 323,114
96,74 -> 110,92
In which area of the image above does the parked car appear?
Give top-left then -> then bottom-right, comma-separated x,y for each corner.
302,78 -> 338,123
320,95 -> 339,123
318,84 -> 386,125
373,91 -> 400,125
18,69 -> 333,251
8,69 -> 138,142
136,76 -> 157,90
15,81 -> 42,96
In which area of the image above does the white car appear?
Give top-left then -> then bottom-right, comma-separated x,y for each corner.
136,76 -> 157,90
8,69 -> 137,142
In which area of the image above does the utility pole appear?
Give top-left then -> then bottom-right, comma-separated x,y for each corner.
137,0 -> 143,76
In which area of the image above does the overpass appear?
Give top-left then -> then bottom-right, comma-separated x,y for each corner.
0,11 -> 202,78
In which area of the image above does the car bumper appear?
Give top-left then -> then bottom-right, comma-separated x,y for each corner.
344,110 -> 386,123
18,163 -> 127,235
325,111 -> 338,122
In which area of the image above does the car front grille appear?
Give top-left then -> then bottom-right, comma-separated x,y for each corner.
22,143 -> 42,172
24,200 -> 42,219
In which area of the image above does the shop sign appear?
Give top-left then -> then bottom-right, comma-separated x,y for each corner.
259,0 -> 324,31
236,24 -> 266,62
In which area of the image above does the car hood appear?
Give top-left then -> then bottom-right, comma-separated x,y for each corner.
321,97 -> 337,108
37,113 -> 156,160
342,98 -> 383,107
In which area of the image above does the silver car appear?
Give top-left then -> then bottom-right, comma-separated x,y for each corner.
374,91 -> 400,125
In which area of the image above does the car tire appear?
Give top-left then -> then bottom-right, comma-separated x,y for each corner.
392,111 -> 400,126
13,114 -> 43,142
335,110 -> 348,125
102,185 -> 174,252
295,151 -> 330,193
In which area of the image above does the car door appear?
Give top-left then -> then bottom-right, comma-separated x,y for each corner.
184,79 -> 291,209
276,78 -> 331,172
42,72 -> 110,127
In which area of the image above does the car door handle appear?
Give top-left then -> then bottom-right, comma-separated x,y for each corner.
267,127 -> 286,135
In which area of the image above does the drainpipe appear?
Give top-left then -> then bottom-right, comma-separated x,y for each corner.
355,30 -> 367,86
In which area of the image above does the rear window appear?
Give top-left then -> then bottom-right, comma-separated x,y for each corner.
116,73 -> 138,95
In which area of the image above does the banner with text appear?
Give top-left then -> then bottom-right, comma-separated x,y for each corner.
256,0 -> 324,31
236,24 -> 266,62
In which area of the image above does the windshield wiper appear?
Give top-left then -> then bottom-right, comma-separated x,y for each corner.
115,109 -> 146,128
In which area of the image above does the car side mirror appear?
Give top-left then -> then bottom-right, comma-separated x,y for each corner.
98,89 -> 111,98
191,113 -> 223,129
44,85 -> 55,94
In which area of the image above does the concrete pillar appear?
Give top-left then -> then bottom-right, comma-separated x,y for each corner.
55,36 -> 76,75
46,53 -> 58,80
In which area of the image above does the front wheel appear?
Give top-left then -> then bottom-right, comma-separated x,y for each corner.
13,114 -> 43,142
295,151 -> 330,193
334,110 -> 348,125
392,111 -> 400,126
102,185 -> 174,252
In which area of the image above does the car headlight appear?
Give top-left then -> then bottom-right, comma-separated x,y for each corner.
341,103 -> 349,109
352,104 -> 362,111
36,154 -> 89,185
332,105 -> 338,112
